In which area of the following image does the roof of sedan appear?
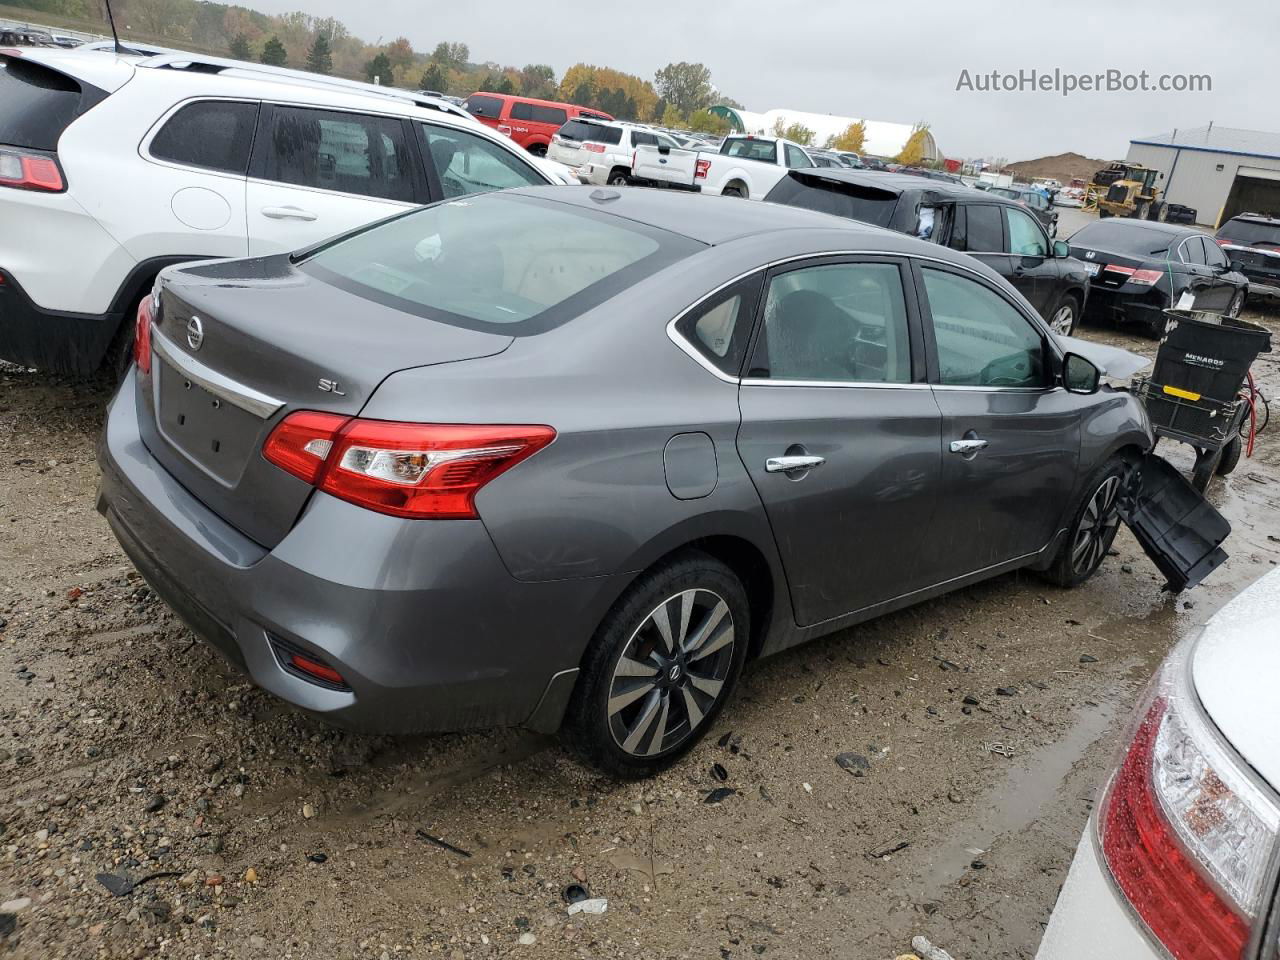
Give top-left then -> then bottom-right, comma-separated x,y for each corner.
515,184 -> 912,245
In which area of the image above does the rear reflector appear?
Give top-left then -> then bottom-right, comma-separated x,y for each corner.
263,415 -> 556,519
133,295 -> 154,375
288,652 -> 346,687
0,148 -> 65,192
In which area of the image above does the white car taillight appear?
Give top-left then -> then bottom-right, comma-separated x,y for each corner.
1098,638 -> 1280,960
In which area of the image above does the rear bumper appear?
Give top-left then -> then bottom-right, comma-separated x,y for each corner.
1036,826 -> 1162,960
1083,284 -> 1169,330
96,370 -> 615,734
0,271 -> 123,374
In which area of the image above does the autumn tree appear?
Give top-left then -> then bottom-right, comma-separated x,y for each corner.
772,118 -> 816,145
831,120 -> 867,154
519,64 -> 557,100
895,123 -> 931,166
559,64 -> 657,121
418,61 -> 449,94
260,35 -> 287,67
385,37 -> 415,76
654,61 -> 713,117
687,108 -> 730,135
306,32 -> 333,75
430,41 -> 469,71
228,32 -> 251,60
660,103 -> 684,128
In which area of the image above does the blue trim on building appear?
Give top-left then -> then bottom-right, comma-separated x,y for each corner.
1130,140 -> 1280,163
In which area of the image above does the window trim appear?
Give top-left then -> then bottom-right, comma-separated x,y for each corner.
140,96 -> 262,181
911,258 -> 1062,392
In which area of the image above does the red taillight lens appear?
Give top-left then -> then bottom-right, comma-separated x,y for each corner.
133,296 -> 154,375
695,159 -> 711,179
1130,269 -> 1165,286
584,142 -> 607,154
263,415 -> 555,519
1098,643 -> 1280,960
0,148 -> 65,192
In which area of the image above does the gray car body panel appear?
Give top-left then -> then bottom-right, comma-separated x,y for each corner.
97,188 -> 1157,735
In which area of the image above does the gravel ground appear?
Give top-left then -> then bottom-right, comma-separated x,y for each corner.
1,301 -> 1277,960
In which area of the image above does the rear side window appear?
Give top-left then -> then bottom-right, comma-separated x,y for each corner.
764,174 -> 898,228
631,130 -> 658,148
674,274 -> 763,375
1181,236 -> 1207,265
0,58 -> 97,151
958,205 -> 1003,252
558,120 -> 622,145
151,101 -> 258,175
510,101 -> 567,125
263,106 -> 414,202
464,95 -> 505,119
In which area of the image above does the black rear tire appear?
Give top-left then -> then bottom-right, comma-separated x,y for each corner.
1040,458 -> 1127,588
527,144 -> 547,158
562,552 -> 749,779
1216,435 -> 1242,476
722,184 -> 746,198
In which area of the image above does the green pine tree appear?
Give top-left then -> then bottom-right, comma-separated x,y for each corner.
260,36 -> 287,68
306,33 -> 333,75
228,33 -> 251,61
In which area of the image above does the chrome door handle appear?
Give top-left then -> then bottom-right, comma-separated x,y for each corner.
261,205 -> 318,221
949,438 -> 989,454
765,455 -> 826,474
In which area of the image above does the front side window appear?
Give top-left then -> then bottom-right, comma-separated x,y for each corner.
151,100 -> 258,175
1005,208 -> 1048,257
264,107 -> 413,202
750,262 -> 912,383
420,124 -> 545,198
785,144 -> 814,168
923,268 -> 1047,388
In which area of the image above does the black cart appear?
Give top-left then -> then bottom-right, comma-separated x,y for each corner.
1135,309 -> 1272,491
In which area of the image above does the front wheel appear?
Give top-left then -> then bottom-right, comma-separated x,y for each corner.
1227,289 -> 1246,318
1047,294 -> 1079,336
562,553 -> 749,779
1040,460 -> 1126,588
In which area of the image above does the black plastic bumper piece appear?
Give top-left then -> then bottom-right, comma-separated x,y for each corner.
0,274 -> 122,374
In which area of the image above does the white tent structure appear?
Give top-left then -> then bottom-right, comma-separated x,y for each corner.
709,106 -> 939,162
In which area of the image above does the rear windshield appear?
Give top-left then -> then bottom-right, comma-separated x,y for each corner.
1070,222 -> 1177,257
1218,218 -> 1280,247
765,173 -> 898,228
721,138 -> 777,162
0,58 -> 98,151
558,120 -> 622,145
301,193 -> 703,334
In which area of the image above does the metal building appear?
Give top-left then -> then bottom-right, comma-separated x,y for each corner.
1126,125 -> 1280,227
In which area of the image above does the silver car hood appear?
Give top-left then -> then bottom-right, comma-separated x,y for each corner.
1055,335 -> 1151,380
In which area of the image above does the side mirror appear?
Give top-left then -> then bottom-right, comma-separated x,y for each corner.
1063,353 -> 1101,394
1053,240 -> 1070,258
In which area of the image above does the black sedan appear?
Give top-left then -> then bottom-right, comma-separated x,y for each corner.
764,169 -> 1091,334
1068,220 -> 1250,336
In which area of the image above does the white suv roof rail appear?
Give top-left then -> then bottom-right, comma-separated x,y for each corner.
134,53 -> 473,121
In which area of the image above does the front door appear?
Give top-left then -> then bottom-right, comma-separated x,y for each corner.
245,104 -> 422,257
1001,206 -> 1059,315
735,257 -> 942,626
916,262 -> 1082,580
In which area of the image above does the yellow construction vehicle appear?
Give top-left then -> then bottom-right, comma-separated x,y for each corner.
1084,162 -> 1167,221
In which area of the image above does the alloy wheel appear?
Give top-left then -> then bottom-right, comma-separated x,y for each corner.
1070,475 -> 1122,576
1049,303 -> 1075,336
607,589 -> 735,757
1228,292 -> 1244,318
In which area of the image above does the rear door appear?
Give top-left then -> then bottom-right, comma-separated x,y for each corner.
1178,235 -> 1226,309
917,262 -> 1082,578
735,257 -> 942,625
245,104 -> 424,257
949,202 -> 1024,292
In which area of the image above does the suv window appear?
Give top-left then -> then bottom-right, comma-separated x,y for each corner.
464,95 -> 505,119
631,130 -> 658,148
785,144 -> 813,168
674,274 -> 763,375
751,262 -> 912,383
1005,208 -> 1048,257
956,204 -> 1002,252
510,101 -> 567,126
0,57 -> 95,151
1218,218 -> 1280,247
263,107 -> 413,202
922,268 -> 1047,388
151,100 -> 258,175
558,120 -> 623,145
420,124 -> 545,198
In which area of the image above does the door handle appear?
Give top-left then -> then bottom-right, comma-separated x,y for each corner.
261,205 -> 318,222
765,455 -> 826,474
949,438 -> 989,454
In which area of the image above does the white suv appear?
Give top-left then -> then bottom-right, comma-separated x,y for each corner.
0,47 -> 565,374
548,118 -> 680,186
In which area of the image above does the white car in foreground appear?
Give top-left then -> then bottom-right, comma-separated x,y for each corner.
1037,568 -> 1280,960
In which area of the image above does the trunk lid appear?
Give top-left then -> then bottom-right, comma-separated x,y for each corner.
632,144 -> 699,186
139,255 -> 513,547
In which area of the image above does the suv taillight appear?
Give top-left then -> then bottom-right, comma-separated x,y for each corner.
263,414 -> 555,519
695,159 -> 711,179
0,147 -> 64,192
1098,640 -> 1280,960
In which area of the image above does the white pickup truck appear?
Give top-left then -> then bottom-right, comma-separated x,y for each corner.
631,135 -> 817,199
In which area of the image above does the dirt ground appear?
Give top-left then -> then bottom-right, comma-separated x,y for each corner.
1,287 -> 1278,960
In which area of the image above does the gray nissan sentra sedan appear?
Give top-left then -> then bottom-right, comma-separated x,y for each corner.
99,185 -> 1191,778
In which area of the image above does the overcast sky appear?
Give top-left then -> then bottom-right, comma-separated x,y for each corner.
245,0 -> 1267,161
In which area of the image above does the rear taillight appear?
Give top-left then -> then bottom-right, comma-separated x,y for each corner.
584,142 -> 607,154
695,159 -> 711,179
133,295 -> 154,375
0,148 -> 65,192
1130,269 -> 1165,286
1099,641 -> 1280,960
263,415 -> 555,519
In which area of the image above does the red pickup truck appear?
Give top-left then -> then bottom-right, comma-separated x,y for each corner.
463,93 -> 612,156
